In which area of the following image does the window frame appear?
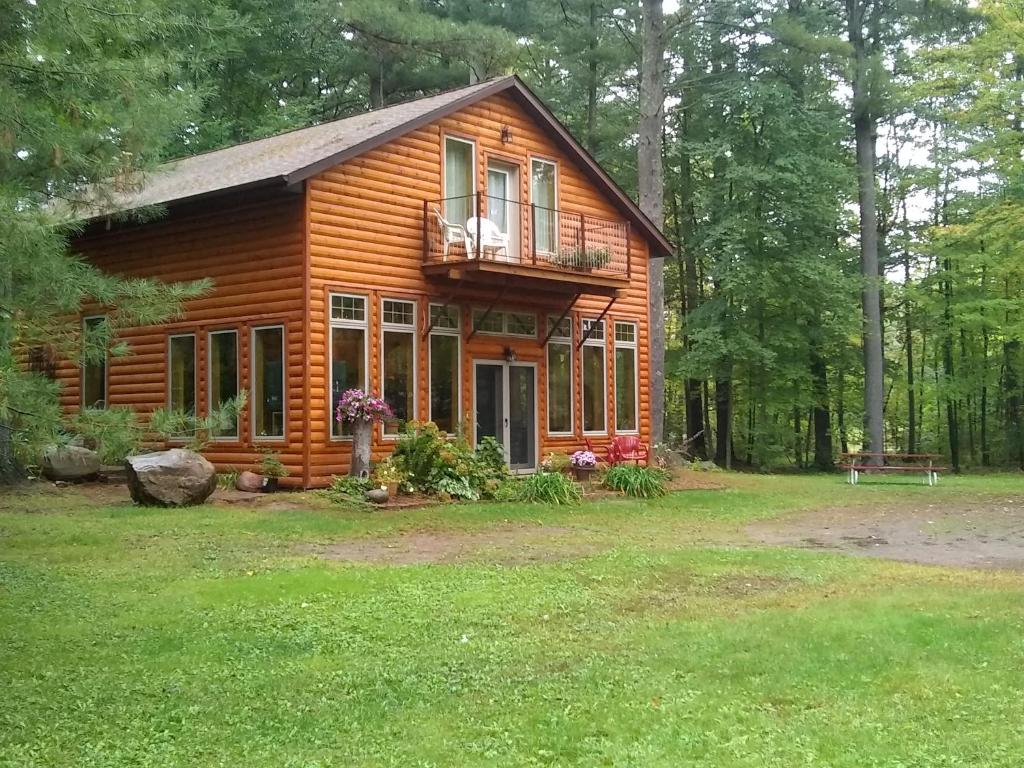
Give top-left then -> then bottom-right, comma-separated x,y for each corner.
80,315 -> 108,411
428,303 -> 462,435
545,315 -> 574,437
529,157 -> 559,255
613,321 -> 639,435
581,318 -> 608,436
471,308 -> 537,339
379,297 -> 418,439
251,324 -> 287,442
207,328 -> 240,441
443,134 -> 477,220
166,332 -> 198,416
329,293 -> 369,441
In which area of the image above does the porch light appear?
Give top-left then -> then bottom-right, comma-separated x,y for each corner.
500,125 -> 513,144
503,346 -> 518,362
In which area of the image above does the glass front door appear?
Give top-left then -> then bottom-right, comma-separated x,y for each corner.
474,360 -> 536,472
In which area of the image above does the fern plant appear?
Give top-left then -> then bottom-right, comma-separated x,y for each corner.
603,465 -> 668,499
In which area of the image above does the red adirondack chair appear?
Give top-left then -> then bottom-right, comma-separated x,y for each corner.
586,436 -> 650,466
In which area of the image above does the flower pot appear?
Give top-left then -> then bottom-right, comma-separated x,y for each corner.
349,418 -> 373,478
386,481 -> 400,498
261,476 -> 280,493
572,466 -> 596,484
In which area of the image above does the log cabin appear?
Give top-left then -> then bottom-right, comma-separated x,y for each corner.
61,76 -> 672,487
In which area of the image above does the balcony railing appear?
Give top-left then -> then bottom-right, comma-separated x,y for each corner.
422,193 -> 630,280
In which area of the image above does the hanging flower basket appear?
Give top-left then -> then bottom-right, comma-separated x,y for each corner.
335,389 -> 393,478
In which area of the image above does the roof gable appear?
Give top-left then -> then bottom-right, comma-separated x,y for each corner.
85,76 -> 672,257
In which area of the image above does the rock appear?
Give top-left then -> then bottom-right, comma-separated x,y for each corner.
125,449 -> 217,507
41,445 -> 100,482
235,471 -> 264,493
365,488 -> 389,504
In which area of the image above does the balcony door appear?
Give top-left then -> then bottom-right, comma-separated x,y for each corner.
474,360 -> 537,472
486,161 -> 519,262
531,158 -> 557,255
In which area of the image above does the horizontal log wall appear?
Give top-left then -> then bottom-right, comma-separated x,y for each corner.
66,189 -> 308,485
306,92 -> 651,487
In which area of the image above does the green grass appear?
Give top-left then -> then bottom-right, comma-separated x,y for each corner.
2,474 -> 1024,766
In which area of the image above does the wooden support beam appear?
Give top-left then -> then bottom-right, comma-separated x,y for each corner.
577,295 -> 616,349
541,290 -> 582,346
466,281 -> 508,341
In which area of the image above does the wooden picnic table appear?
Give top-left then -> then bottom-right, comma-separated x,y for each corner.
839,452 -> 946,486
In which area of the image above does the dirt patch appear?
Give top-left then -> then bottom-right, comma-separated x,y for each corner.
298,525 -> 604,565
747,497 -> 1024,570
666,470 -> 727,492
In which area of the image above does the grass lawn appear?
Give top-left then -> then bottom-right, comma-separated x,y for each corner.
2,473 -> 1024,766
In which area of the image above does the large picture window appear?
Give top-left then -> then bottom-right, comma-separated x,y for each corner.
531,158 -> 557,253
209,330 -> 239,439
252,325 -> 285,440
444,136 -> 476,227
546,316 -> 573,435
168,334 -> 197,415
581,319 -> 606,434
429,304 -> 460,434
81,316 -> 107,409
614,321 -> 638,433
381,298 -> 416,437
330,294 -> 367,438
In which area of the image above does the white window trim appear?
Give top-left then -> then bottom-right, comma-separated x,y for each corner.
428,303 -> 462,435
471,308 -> 537,338
614,321 -> 639,435
530,157 -> 559,254
581,318 -> 607,436
380,297 -> 417,439
167,333 -> 198,414
81,315 -> 107,410
251,324 -> 286,442
208,329 -> 239,441
443,135 -> 477,211
545,315 -> 574,437
329,293 -> 369,442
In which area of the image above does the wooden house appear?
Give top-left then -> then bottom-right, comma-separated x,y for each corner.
63,76 -> 672,487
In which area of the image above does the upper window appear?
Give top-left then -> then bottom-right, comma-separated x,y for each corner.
430,304 -> 460,331
168,334 -> 197,415
381,298 -> 416,437
330,294 -> 368,438
444,136 -> 476,227
81,316 -> 107,410
472,309 -> 536,338
252,326 -> 285,440
531,159 -> 557,253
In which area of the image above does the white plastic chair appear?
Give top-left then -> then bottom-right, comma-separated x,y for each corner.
465,216 -> 510,261
431,207 -> 470,261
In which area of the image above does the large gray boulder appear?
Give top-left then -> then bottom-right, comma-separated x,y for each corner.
125,449 -> 217,507
41,445 -> 100,481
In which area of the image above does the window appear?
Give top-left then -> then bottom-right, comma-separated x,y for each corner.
582,319 -> 606,434
330,294 -> 368,438
472,309 -> 536,338
168,334 -> 197,415
531,158 -> 557,253
209,330 -> 239,439
429,304 -> 460,434
614,321 -> 638,433
444,136 -> 476,227
81,316 -> 107,409
381,298 -> 416,436
546,316 -> 573,435
252,326 -> 285,440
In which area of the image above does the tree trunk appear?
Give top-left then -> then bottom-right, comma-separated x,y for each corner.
837,366 -> 850,455
640,0 -> 666,445
585,1 -> 599,153
811,348 -> 833,469
848,0 -> 885,461
350,420 -> 373,478
714,376 -> 733,468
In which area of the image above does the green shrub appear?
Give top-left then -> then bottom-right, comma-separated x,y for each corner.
216,469 -> 239,490
66,406 -> 143,464
326,474 -> 371,503
603,465 -> 668,498
258,448 -> 288,478
516,472 -> 582,505
391,422 -> 508,501
540,451 -> 572,473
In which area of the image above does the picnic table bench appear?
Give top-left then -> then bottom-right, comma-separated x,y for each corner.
839,452 -> 946,486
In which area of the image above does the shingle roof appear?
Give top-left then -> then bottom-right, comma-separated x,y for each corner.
82,75 -> 672,257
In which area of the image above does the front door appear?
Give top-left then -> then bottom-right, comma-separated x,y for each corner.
474,360 -> 537,472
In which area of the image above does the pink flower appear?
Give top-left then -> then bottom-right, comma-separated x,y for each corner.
335,389 -> 394,423
571,450 -> 597,469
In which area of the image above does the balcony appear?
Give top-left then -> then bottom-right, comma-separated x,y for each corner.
422,193 -> 631,297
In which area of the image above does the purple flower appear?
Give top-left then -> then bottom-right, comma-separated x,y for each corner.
335,388 -> 394,424
571,450 -> 598,469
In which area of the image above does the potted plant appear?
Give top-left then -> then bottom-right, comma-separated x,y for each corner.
335,389 -> 393,478
570,449 -> 598,483
257,449 -> 288,492
371,457 -> 405,499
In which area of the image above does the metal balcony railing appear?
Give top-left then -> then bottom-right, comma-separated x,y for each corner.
422,192 -> 630,279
